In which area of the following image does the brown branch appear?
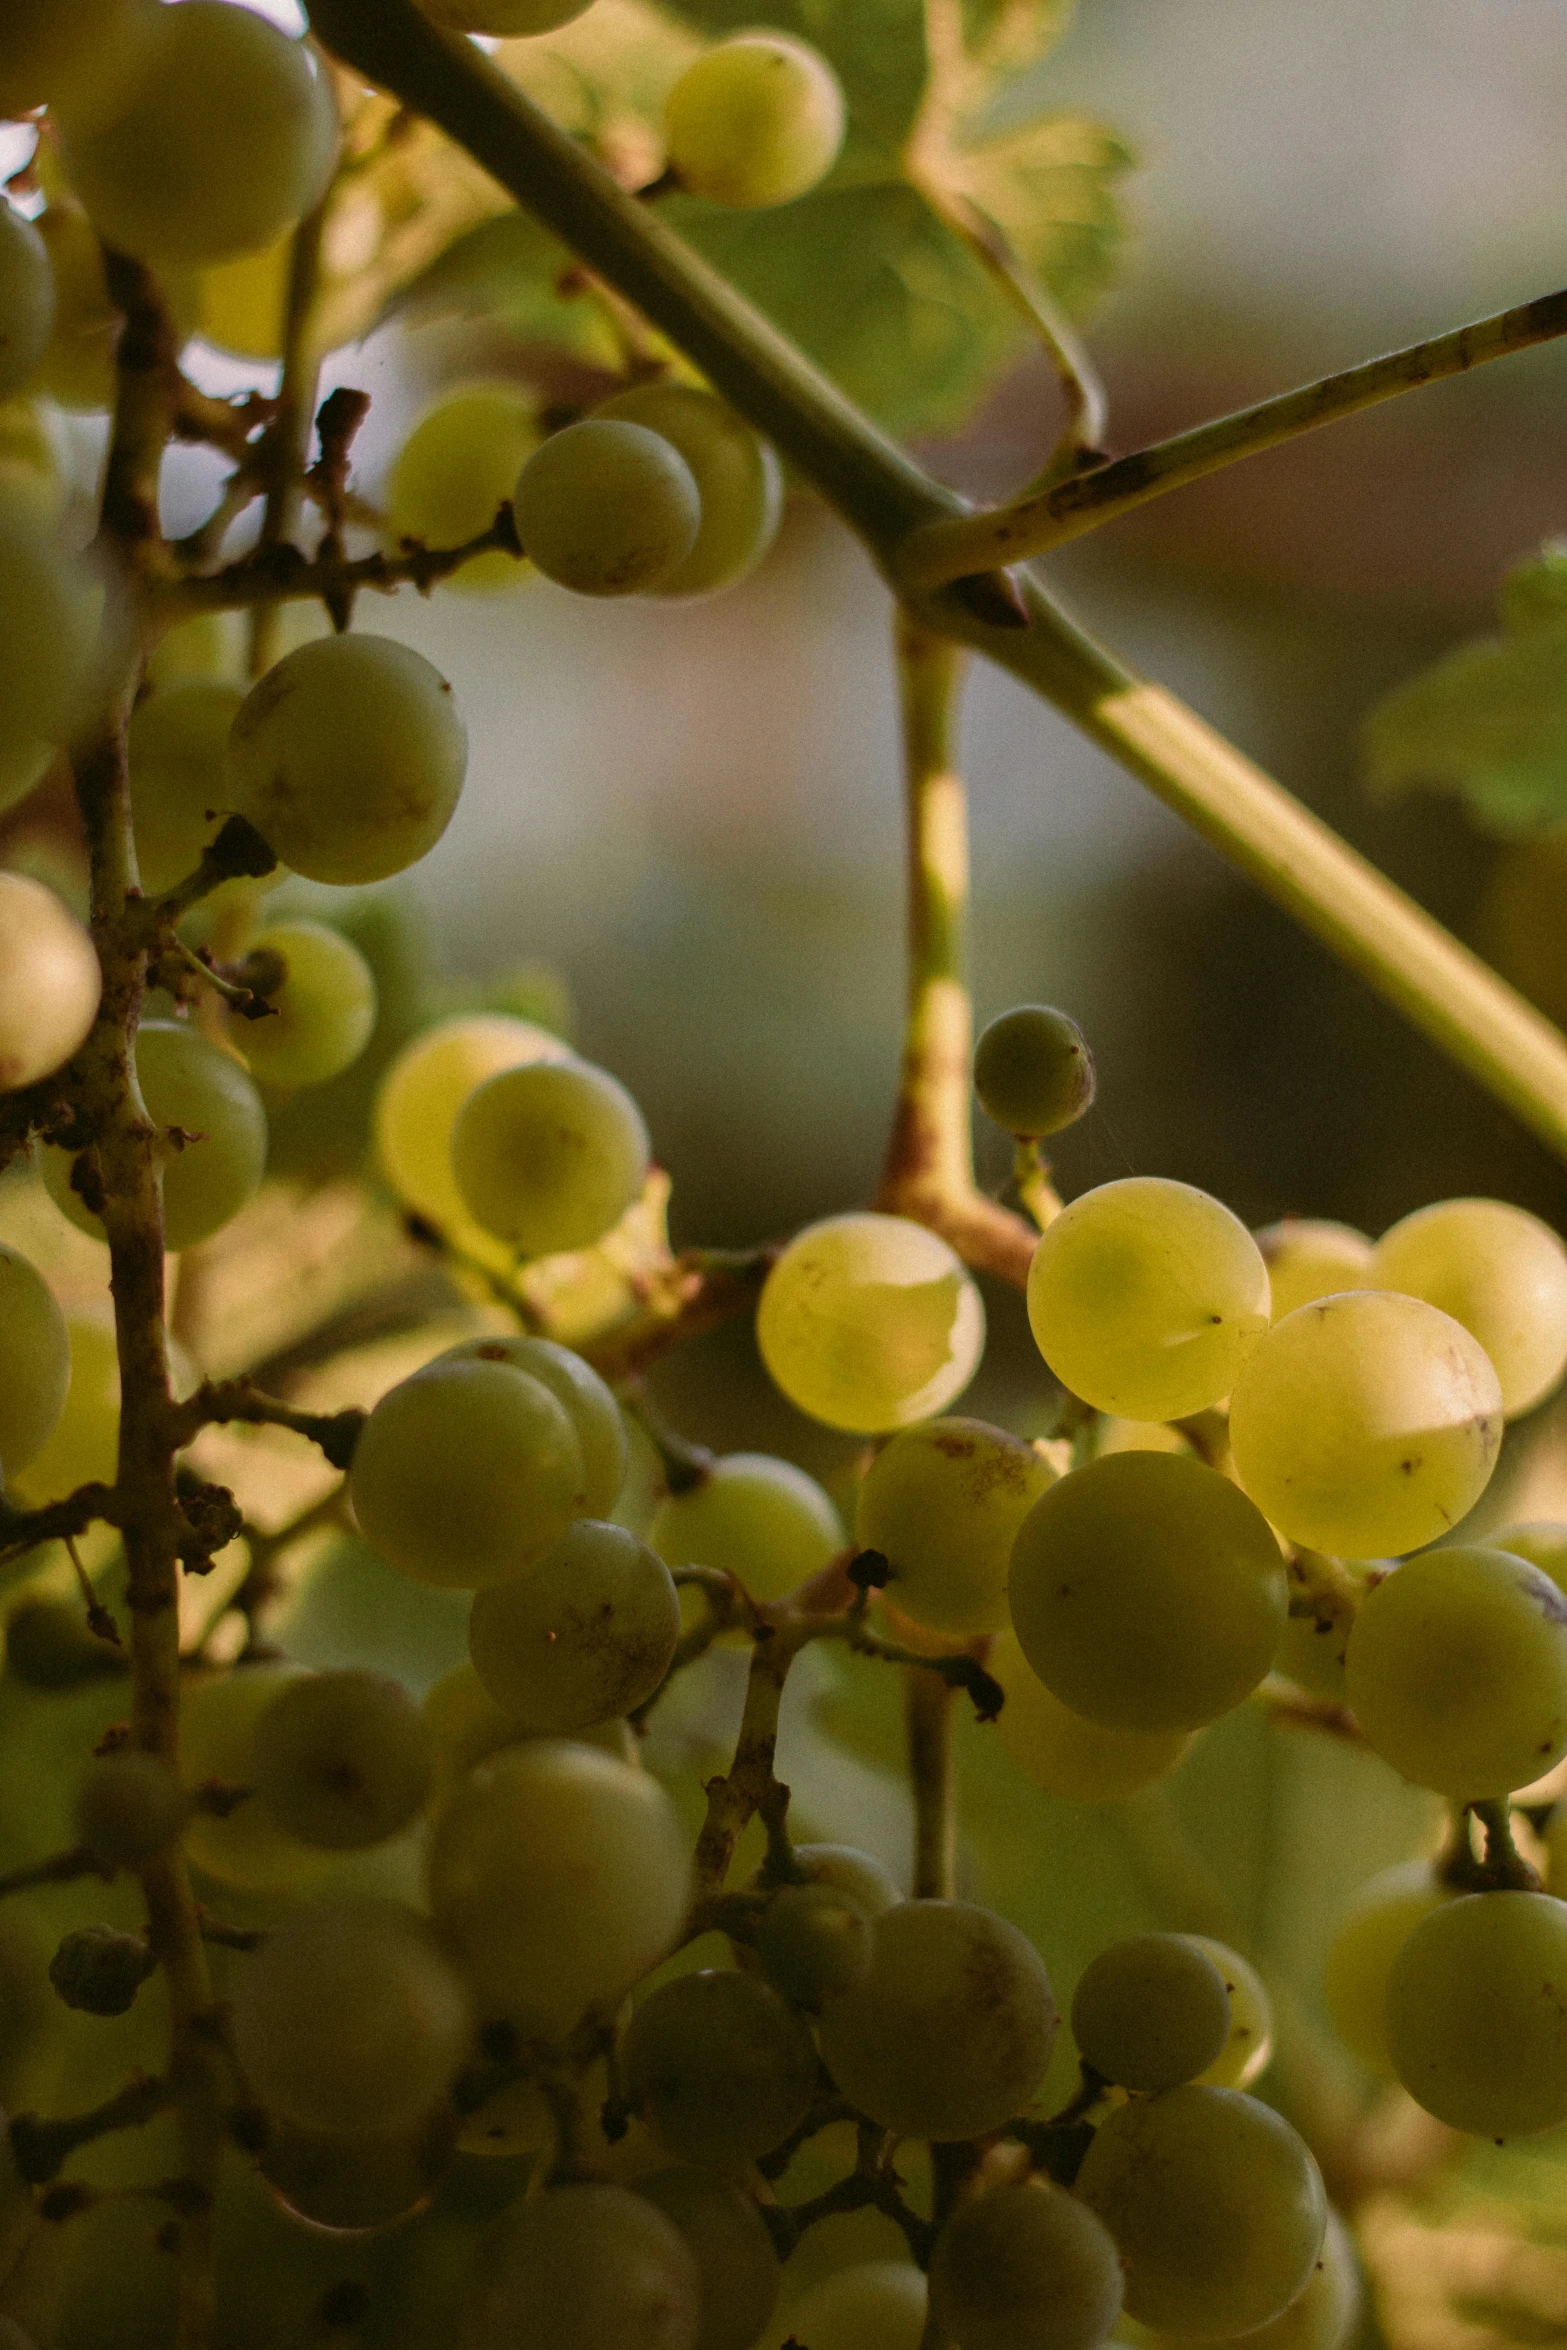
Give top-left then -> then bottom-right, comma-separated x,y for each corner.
155,506 -> 525,622
11,2076 -> 166,2186
168,1379 -> 365,1470
905,1668 -> 958,1900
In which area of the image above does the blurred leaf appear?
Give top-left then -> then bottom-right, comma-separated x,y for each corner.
393,211 -> 623,367
1363,623 -> 1567,839
943,113 -> 1134,315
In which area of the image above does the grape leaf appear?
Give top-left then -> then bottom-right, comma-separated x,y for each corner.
389,211 -> 623,369
941,115 -> 1134,316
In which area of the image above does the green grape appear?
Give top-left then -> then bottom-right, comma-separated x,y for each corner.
1344,1545 -> 1567,1797
1321,1861 -> 1446,2076
422,1662 -> 532,1808
635,2167 -> 780,2350
466,2183 -> 702,2350
73,1749 -> 190,1871
126,681 -> 244,893
41,1018 -> 267,1252
513,418 -> 701,598
1254,1218 -> 1374,1321
928,2180 -> 1125,2350
422,0 -> 597,31
374,1011 -> 572,1249
426,1740 -> 691,2032
30,203 -> 117,413
351,1356 -> 589,1590
1270,1557 -> 1377,1701
1491,1519 -> 1567,1596
757,1882 -> 872,2008
856,1415 -> 1055,1636
594,385 -> 782,599
5,1596 -> 124,1687
1026,1177 -> 1270,1422
232,1896 -> 473,2137
1371,1195 -> 1567,1418
250,1668 -> 432,1849
817,1899 -> 1057,2141
664,35 -> 846,208
1076,2085 -> 1325,2335
0,483 -> 101,774
624,1968 -> 819,2166
0,872 -> 100,1093
226,919 -> 377,1090
0,1243 -> 68,1484
769,2263 -> 927,2350
0,207 -> 54,405
1227,1291 -> 1502,1557
194,234 -> 291,363
57,2 -> 339,266
990,1627 -> 1193,1802
1072,1934 -> 1232,2093
648,1452 -> 843,1604
757,1212 -> 985,1435
437,1333 -> 627,1516
260,2111 -> 454,2235
181,1663 -> 333,1892
973,1005 -> 1096,1138
791,1841 -> 901,1913
1183,1937 -> 1274,2090
1008,1453 -> 1286,1734
1387,1889 -> 1567,2136
0,0 -> 158,120
468,1519 -> 678,1731
452,1055 -> 650,1256
1154,2205 -> 1363,2350
8,1304 -> 117,1506
227,634 -> 467,885
387,386 -> 539,592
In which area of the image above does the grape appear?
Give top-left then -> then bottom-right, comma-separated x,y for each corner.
436,1334 -> 627,1516
973,1005 -> 1096,1138
1491,1519 -> 1567,1596
232,1896 -> 473,2137
1227,1291 -> 1502,1557
1255,1218 -> 1374,1321
250,1668 -> 432,1849
817,1899 -> 1057,2140
1075,2085 -> 1325,2335
0,485 -> 101,773
757,1212 -> 985,1434
757,1882 -> 872,2008
226,920 -> 378,1090
594,385 -> 782,599
0,0 -> 157,120
466,2183 -> 701,2350
772,2263 -> 927,2350
514,417 -> 701,598
664,35 -> 846,208
624,1968 -> 819,2166
0,1244 -> 68,1489
0,207 -> 54,406
73,1750 -> 189,1871
990,1629 -> 1194,1801
260,2111 -> 454,2234
856,1415 -> 1055,1636
30,204 -> 117,413
928,2180 -> 1125,2350
1184,1937 -> 1274,2090
1386,1889 -> 1567,2136
387,386 -> 538,592
1322,1860 -> 1446,2076
1072,1933 -> 1232,2092
146,611 -> 243,692
468,1519 -> 679,1731
0,874 -> 99,1095
181,1663 -> 333,1892
423,1662 -> 532,1807
1008,1453 -> 1286,1734
1026,1177 -> 1270,1422
1371,1195 -> 1567,1418
648,1452 -> 843,1604
7,1303 -> 120,1508
1271,1558 -> 1377,1701
41,1019 -> 267,1252
426,1740 -> 691,2032
194,235 -> 291,362
352,1357 -> 589,1590
635,2168 -> 780,2350
1344,1545 -> 1567,1798
227,635 -> 467,885
374,1011 -> 571,1245
1156,2205 -> 1363,2350
126,681 -> 245,893
57,2 -> 339,267
422,0 -> 597,32
791,1841 -> 901,1914
451,1056 -> 650,1256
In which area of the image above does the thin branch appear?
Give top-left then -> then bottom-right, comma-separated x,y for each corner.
154,506 -> 524,621
0,1848 -> 99,1902
247,192 -> 330,679
0,1482 -> 121,1563
10,2076 -> 166,2186
167,1379 -> 365,1470
692,1621 -> 809,1898
905,1668 -> 958,1900
826,1614 -> 1004,1722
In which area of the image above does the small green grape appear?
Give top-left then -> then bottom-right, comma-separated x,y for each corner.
928,2181 -> 1125,2350
1371,1195 -> 1567,1418
250,1668 -> 433,1849
648,1452 -> 843,1604
1386,1890 -> 1567,2136
973,1005 -> 1096,1138
466,2183 -> 702,2350
990,1628 -> 1194,1801
260,2113 -> 454,2234
856,1414 -> 1055,1635
769,2264 -> 926,2350
0,873 -> 100,1092
7,1305 -> 119,1508
664,35 -> 846,208
790,1841 -> 901,1913
1322,1860 -> 1447,2076
180,1663 -> 333,1892
594,384 -> 782,598
73,1750 -> 190,1871
227,919 -> 378,1090
194,234 -> 291,362
1181,1937 -> 1274,2090
1254,1218 -> 1374,1320
227,634 -> 468,885
373,1010 -> 573,1249
624,1968 -> 819,2167
30,203 -> 118,413
514,419 -> 701,597
387,386 -> 539,592
126,681 -> 245,892
0,483 -> 101,777
0,206 -> 55,405
634,2167 -> 780,2350
0,0 -> 157,120
0,1243 -> 69,1485
756,1882 -> 872,2008
451,1055 -> 650,1256
438,1334 -> 627,1516
468,1519 -> 679,1731
1491,1519 -> 1567,1596
1071,1933 -> 1232,2092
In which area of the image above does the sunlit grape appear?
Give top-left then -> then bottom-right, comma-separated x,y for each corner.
990,1628 -> 1193,1801
0,1243 -> 69,1485
1371,1195 -> 1567,1417
594,384 -> 782,599
624,1968 -> 819,2165
1254,1218 -> 1374,1320
757,1212 -> 985,1434
438,1334 -> 627,1516
374,1010 -> 572,1247
194,235 -> 292,362
1322,1860 -> 1447,2076
127,681 -> 244,893
8,1305 -> 118,1507
1387,1890 -> 1567,2136
387,386 -> 538,592
452,1055 -> 650,1256
973,1004 -> 1096,1138
1072,1933 -> 1232,2093
0,873 -> 99,1093
664,35 -> 846,208
30,204 -> 117,413
514,419 -> 701,597
648,1452 -> 843,1604
1184,1937 -> 1275,2090
857,1415 -> 1055,1635
226,920 -> 378,1090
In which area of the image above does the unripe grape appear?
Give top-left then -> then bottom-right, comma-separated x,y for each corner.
374,1010 -> 573,1249
514,418 -> 701,597
387,386 -> 538,592
648,1452 -> 843,1604
226,919 -> 378,1090
194,235 -> 291,362
466,2182 -> 702,2350
30,204 -> 117,414
1492,1519 -> 1567,1596
127,681 -> 245,893
928,2180 -> 1125,2350
973,1004 -> 1096,1138
468,1519 -> 679,1731
57,2 -> 339,266
261,2112 -> 454,2234
1387,1889 -> 1567,2136
452,1055 -> 650,1256
634,2167 -> 780,2350
1322,1860 -> 1447,2076
7,1305 -> 119,1507
0,486 -> 102,777
73,1750 -> 189,1871
790,1841 -> 901,1914
1184,1936 -> 1275,2089
228,635 -> 467,885
0,0 -> 158,121
1371,1195 -> 1567,1418
181,1663 -> 333,1893
593,385 -> 782,599
0,873 -> 99,1093
990,1627 -> 1193,1801
0,1244 -> 69,1484
421,0 -> 596,31
251,1668 -> 432,1849
756,1882 -> 872,2008
438,1333 -> 627,1516
624,1969 -> 819,2166
857,1414 -> 1055,1635
664,35 -> 846,208
773,2264 -> 927,2350
1254,1217 -> 1374,1320
0,207 -> 54,405
1071,1932 -> 1232,2092
757,1212 -> 985,1434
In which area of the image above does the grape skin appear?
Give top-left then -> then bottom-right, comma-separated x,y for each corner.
0,206 -> 55,405
1227,1290 -> 1502,1557
126,681 -> 244,892
1371,1195 -> 1567,1418
1321,1861 -> 1447,2076
30,203 -> 118,414
664,35 -> 846,208
387,386 -> 539,593
1386,1890 -> 1567,2136
1154,2204 -> 1363,2350
250,1668 -> 432,1849
0,486 -> 101,776
1492,1519 -> 1567,1596
791,1841 -> 901,1913
452,1056 -> 651,1256
635,2167 -> 780,2350
1181,1937 -> 1275,2090
438,1334 -> 628,1517
1071,1934 -> 1232,2093
466,2183 -> 702,2350
227,920 -> 378,1091
856,1414 -> 1055,1635
228,634 -> 467,885
6,1305 -> 119,1506
928,2180 -> 1125,2350
467,1519 -> 680,1731
1008,1452 -> 1287,1734
73,1750 -> 189,1871
195,235 -> 291,363
514,418 -> 702,597
1344,1545 -> 1567,1798
973,1004 -> 1096,1138
0,1244 -> 69,1482
990,1628 -> 1194,1802
181,1665 -> 334,1892
1255,1218 -> 1374,1321
756,1883 -> 872,2007
0,0 -> 157,120
757,1212 -> 985,1434
594,385 -> 782,598
624,1969 -> 819,2166
373,1010 -> 572,1247
260,2111 -> 454,2235
1026,1177 -> 1270,1422
648,1452 -> 844,1604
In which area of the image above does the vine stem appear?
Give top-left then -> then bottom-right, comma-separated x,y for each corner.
905,1669 -> 958,1900
246,190 -> 329,680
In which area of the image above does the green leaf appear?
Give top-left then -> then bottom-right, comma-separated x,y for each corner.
1363,621 -> 1567,839
654,0 -> 932,152
947,112 -> 1135,315
392,211 -> 623,367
